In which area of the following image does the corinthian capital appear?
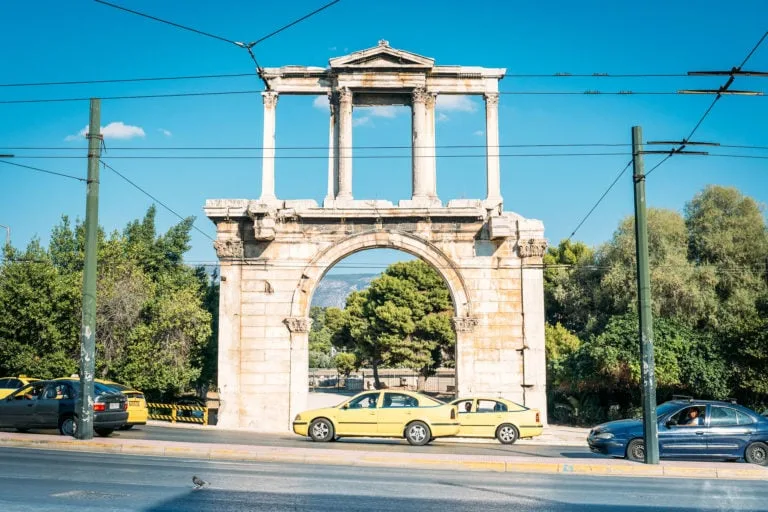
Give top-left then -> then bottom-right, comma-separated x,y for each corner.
517,239 -> 548,258
452,316 -> 479,333
484,92 -> 499,107
425,92 -> 437,109
284,317 -> 313,333
338,87 -> 353,104
261,91 -> 279,109
412,87 -> 428,104
213,239 -> 244,259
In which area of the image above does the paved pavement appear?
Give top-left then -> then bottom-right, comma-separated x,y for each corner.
0,427 -> 765,481
2,447 -> 767,511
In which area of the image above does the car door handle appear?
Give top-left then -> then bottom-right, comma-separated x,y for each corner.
695,431 -> 705,435
26,404 -> 34,407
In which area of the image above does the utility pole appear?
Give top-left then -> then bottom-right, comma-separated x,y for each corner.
631,126 -> 659,464
76,99 -> 101,440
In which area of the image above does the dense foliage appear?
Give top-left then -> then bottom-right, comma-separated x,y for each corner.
0,207 -> 217,400
546,186 -> 768,423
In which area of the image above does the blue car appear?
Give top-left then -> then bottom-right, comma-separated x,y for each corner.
587,399 -> 768,466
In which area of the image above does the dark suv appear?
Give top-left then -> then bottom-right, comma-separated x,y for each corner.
0,379 -> 128,437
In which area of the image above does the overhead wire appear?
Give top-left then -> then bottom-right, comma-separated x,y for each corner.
0,159 -> 86,182
566,160 -> 633,241
98,159 -> 216,241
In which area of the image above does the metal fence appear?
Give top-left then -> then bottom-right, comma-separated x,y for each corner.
147,402 -> 210,425
308,368 -> 457,397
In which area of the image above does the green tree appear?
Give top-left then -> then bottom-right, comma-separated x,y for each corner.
332,260 -> 455,388
334,352 -> 357,379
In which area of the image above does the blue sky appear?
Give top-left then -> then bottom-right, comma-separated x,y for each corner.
1,1 -> 766,276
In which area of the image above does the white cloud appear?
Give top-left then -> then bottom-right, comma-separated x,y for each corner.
353,116 -> 371,127
65,121 -> 146,141
437,112 -> 449,123
313,95 -> 329,109
369,106 -> 397,118
436,95 -> 477,113
474,130 -> 485,137
158,128 -> 172,137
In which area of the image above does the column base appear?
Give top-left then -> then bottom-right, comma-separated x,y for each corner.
483,196 -> 503,211
398,197 -> 443,208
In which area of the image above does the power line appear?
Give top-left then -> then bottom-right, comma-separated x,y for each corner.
5,88 -> 761,105
567,160 -> 633,241
0,143 -> 633,151
9,152 -> 632,160
98,159 -> 216,242
646,30 -> 768,178
0,159 -> 86,182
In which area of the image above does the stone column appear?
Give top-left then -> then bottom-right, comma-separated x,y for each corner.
260,91 -> 279,202
411,87 -> 429,201
425,92 -> 438,201
324,92 -> 339,207
484,92 -> 502,208
519,238 -> 549,425
336,87 -> 353,201
284,317 -> 312,430
212,222 -> 244,429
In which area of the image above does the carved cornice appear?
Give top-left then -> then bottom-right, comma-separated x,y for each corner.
261,91 -> 279,109
484,92 -> 499,107
284,317 -> 313,333
252,209 -> 277,241
517,239 -> 548,258
327,91 -> 339,113
452,316 -> 478,333
412,87 -> 428,104
213,239 -> 244,259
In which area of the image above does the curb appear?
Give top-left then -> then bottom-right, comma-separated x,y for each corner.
1,433 -> 765,480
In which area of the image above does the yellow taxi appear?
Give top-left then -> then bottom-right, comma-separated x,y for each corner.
0,376 -> 39,399
97,380 -> 148,429
293,390 -> 459,446
57,376 -> 148,429
450,397 -> 544,444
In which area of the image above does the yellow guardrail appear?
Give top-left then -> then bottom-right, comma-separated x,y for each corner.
147,402 -> 208,425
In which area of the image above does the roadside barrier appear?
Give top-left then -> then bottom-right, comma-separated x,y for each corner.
147,402 -> 208,425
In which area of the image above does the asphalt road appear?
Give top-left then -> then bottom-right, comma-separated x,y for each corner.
0,447 -> 765,512
113,424 -> 600,459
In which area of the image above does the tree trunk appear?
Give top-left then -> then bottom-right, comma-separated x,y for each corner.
372,363 -> 381,389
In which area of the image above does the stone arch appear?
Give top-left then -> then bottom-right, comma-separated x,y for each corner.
289,229 -> 472,320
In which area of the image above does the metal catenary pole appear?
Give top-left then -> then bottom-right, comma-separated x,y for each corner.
76,98 -> 101,440
632,125 -> 659,464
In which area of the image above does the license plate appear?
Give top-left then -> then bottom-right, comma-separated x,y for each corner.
129,400 -> 140,406
109,402 -> 120,410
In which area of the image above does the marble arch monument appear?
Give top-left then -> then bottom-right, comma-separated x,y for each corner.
205,41 -> 548,432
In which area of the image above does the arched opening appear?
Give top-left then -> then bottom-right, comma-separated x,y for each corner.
297,232 -> 471,410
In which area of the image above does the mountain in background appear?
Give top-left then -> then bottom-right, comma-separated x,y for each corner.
313,273 -> 378,309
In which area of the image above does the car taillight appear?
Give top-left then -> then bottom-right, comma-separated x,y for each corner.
535,412 -> 540,424
123,401 -> 128,411
93,403 -> 106,412
450,408 -> 456,420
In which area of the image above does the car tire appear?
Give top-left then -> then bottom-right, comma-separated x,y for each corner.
626,438 -> 645,462
95,428 -> 114,437
59,416 -> 76,437
309,418 -> 334,442
744,441 -> 768,466
496,423 -> 519,445
405,421 -> 431,446
118,425 -> 134,431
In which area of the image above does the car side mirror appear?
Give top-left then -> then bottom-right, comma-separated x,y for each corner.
665,419 -> 677,427
342,404 -> 349,410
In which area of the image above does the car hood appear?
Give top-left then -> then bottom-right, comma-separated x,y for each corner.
592,418 -> 643,434
295,406 -> 340,420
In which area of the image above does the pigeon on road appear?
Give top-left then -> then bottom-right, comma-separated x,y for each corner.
192,475 -> 209,490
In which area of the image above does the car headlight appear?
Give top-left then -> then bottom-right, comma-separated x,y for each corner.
294,414 -> 302,422
594,432 -> 615,440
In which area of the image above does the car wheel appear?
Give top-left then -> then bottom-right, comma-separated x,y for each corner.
405,421 -> 431,446
59,416 -> 76,437
118,425 -> 134,431
626,439 -> 645,462
95,428 -> 114,437
496,423 -> 519,445
744,442 -> 768,466
309,418 -> 334,442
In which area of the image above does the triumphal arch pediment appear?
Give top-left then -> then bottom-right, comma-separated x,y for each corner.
205,41 -> 548,433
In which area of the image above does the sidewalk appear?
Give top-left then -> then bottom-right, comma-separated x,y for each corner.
1,430 -> 765,481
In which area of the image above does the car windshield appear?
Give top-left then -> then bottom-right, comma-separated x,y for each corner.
105,382 -> 130,392
656,402 -> 685,417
